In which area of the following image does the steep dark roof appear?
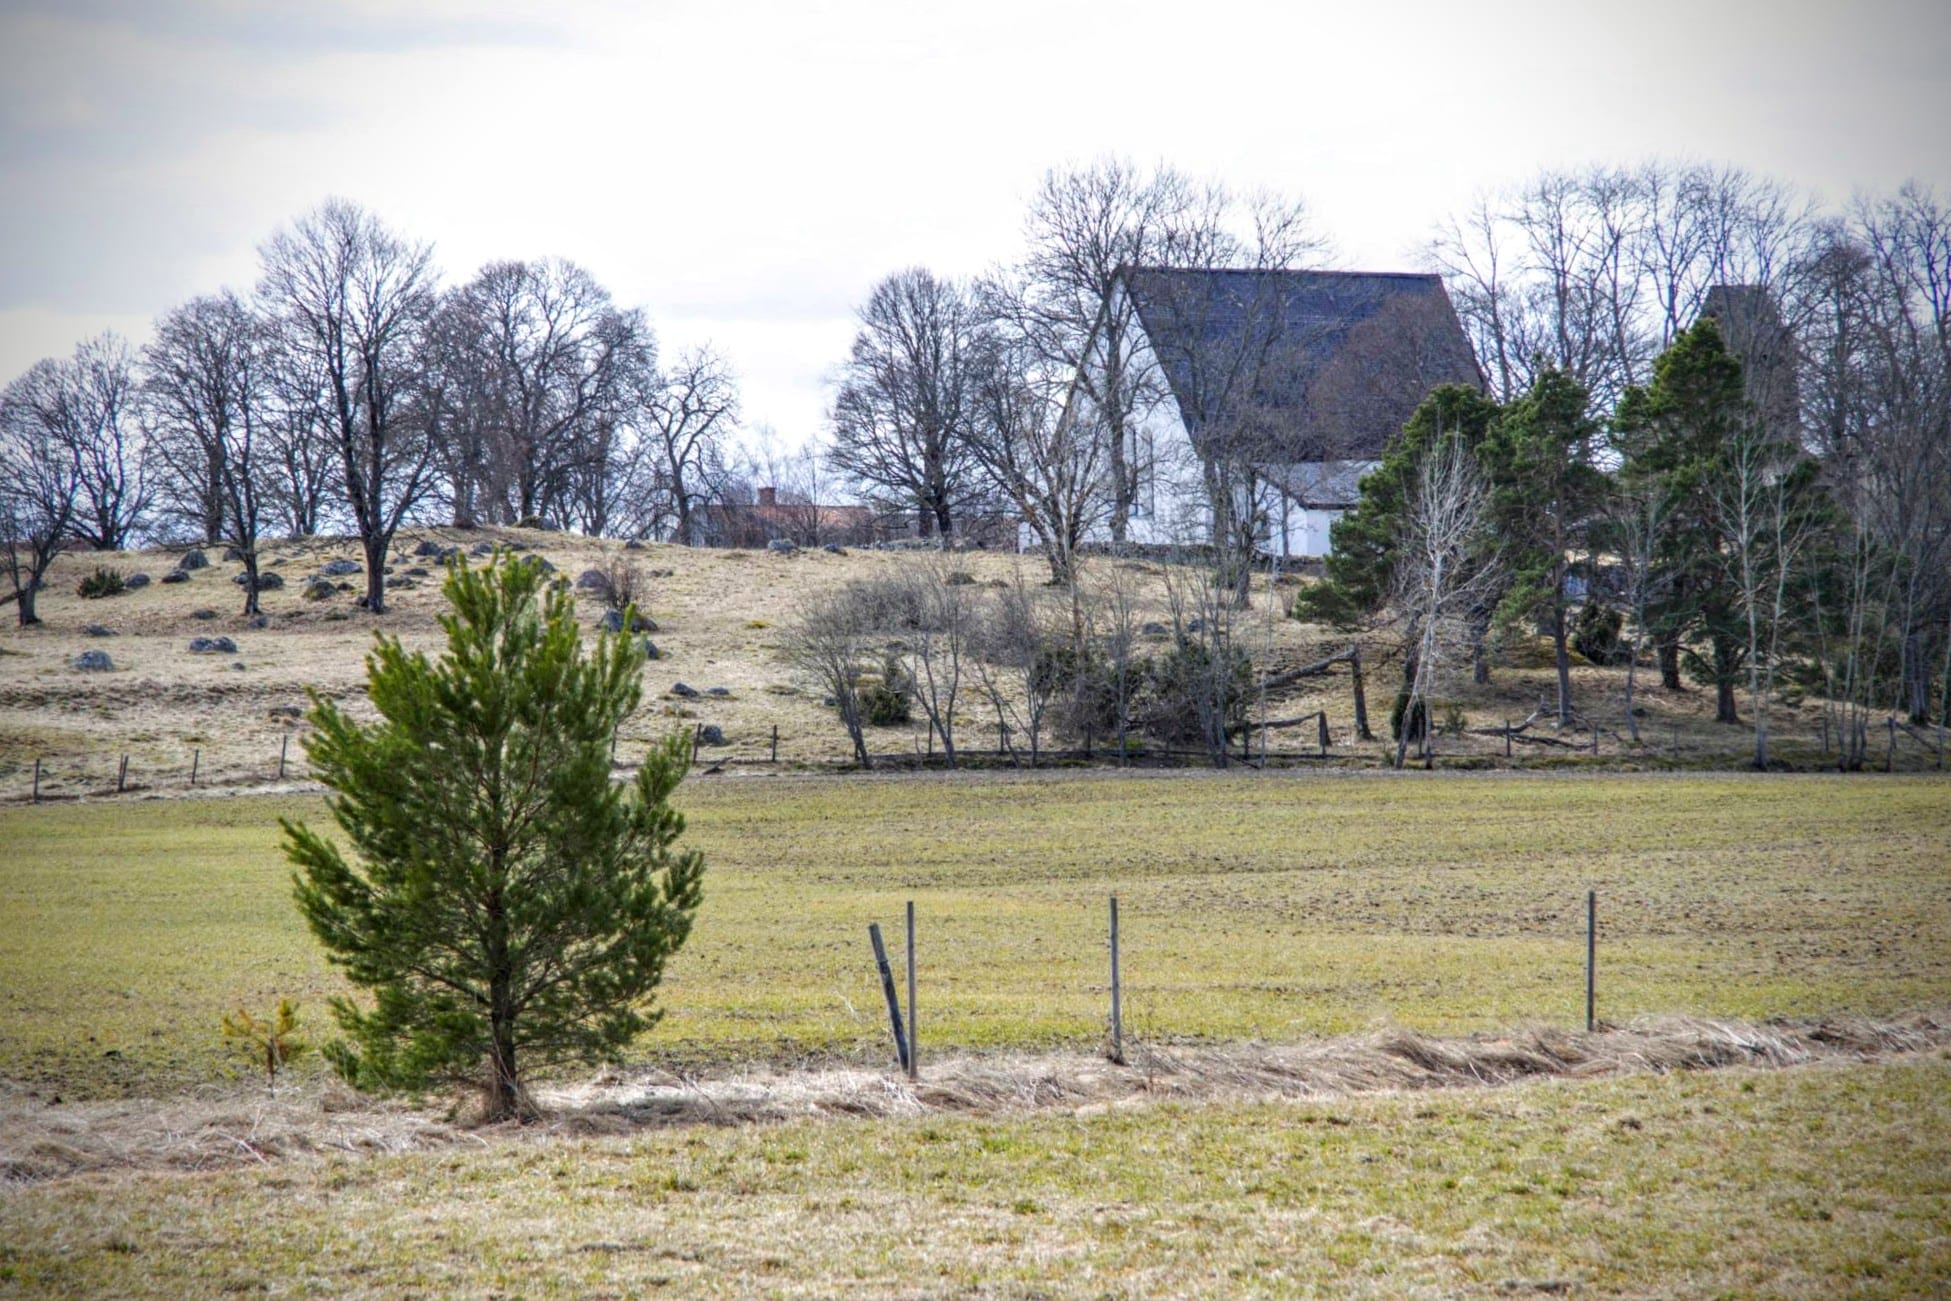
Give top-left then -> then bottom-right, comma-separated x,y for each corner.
1122,267 -> 1483,462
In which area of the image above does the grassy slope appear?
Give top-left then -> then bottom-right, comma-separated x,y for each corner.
2,1058 -> 1946,1296
2,772 -> 1946,1098
4,528 -> 1933,802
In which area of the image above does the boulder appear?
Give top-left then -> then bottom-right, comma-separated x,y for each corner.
706,686 -> 732,698
247,613 -> 270,629
191,608 -> 218,620
623,538 -> 646,551
319,559 -> 361,577
160,569 -> 190,584
71,649 -> 114,672
268,705 -> 304,720
232,570 -> 284,590
823,543 -> 846,555
599,610 -> 655,634
123,573 -> 150,589
639,638 -> 661,661
697,724 -> 725,746
302,580 -> 336,601
188,635 -> 238,654
470,542 -> 496,557
945,571 -> 976,586
575,568 -> 611,592
404,566 -> 430,578
82,624 -> 116,637
1140,621 -> 1171,637
533,557 -> 556,574
670,682 -> 700,699
222,545 -> 245,561
767,538 -> 797,554
412,539 -> 446,558
390,577 -> 419,590
177,549 -> 210,570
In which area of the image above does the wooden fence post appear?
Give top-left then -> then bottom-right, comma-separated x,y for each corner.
905,901 -> 918,1082
1317,711 -> 1329,758
32,757 -> 41,804
1108,895 -> 1124,1065
191,749 -> 200,786
1586,889 -> 1597,1033
771,725 -> 779,764
1505,719 -> 1513,758
691,723 -> 701,765
279,732 -> 289,779
117,754 -> 128,793
867,922 -> 910,1073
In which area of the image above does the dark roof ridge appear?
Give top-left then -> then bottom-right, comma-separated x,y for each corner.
1122,265 -> 1442,282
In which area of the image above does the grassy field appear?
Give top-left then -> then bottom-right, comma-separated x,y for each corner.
2,1056 -> 1946,1296
2,771 -> 1947,1099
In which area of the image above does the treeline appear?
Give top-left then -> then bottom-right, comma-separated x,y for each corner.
0,199 -> 754,620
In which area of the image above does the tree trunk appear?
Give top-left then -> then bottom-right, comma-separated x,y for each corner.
1657,637 -> 1681,690
1715,676 -> 1739,725
240,550 -> 261,617
363,535 -> 388,614
1552,601 -> 1573,726
1351,647 -> 1372,740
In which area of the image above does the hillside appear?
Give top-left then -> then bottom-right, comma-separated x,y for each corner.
0,529 -> 1928,800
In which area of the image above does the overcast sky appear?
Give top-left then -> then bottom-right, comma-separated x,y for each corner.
3,0 -> 1947,442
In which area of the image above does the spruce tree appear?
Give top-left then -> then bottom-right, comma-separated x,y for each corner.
286,552 -> 704,1120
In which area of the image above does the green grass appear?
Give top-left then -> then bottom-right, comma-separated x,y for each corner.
1,772 -> 1948,1098
2,1057 -> 1946,1296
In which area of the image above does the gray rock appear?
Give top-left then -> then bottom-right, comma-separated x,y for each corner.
412,539 -> 446,557
72,649 -> 114,672
823,543 -> 846,555
405,566 -> 430,578
319,558 -> 361,577
191,608 -> 218,620
767,538 -> 797,554
575,568 -> 611,592
177,549 -> 209,570
599,610 -> 655,634
390,577 -> 419,590
945,571 -> 976,586
1185,617 -> 1206,633
160,569 -> 190,584
697,724 -> 725,746
471,542 -> 496,557
231,570 -> 284,590
83,624 -> 116,637
188,635 -> 237,654
231,662 -> 246,671
706,687 -> 732,698
639,638 -> 661,661
670,682 -> 699,698
335,581 -> 354,593
222,545 -> 245,561
269,705 -> 303,720
1140,621 -> 1171,636
302,580 -> 336,601
247,613 -> 270,629
533,557 -> 555,574
123,572 -> 150,589
623,538 -> 645,551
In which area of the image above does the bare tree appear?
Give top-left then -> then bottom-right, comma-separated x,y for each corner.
0,363 -> 85,624
1016,159 -> 1202,541
784,583 -> 877,768
143,291 -> 276,612
966,290 -> 1107,586
1392,434 -> 1499,769
828,268 -> 987,544
438,259 -> 649,529
257,199 -> 440,613
894,560 -> 978,767
14,334 -> 149,551
639,347 -> 740,545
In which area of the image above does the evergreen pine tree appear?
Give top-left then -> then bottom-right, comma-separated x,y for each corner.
286,552 -> 704,1120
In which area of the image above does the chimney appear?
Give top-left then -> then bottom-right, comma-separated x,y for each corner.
757,486 -> 777,508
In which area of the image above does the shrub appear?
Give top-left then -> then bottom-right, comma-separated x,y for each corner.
1572,601 -> 1629,667
1142,640 -> 1252,749
1390,691 -> 1429,743
858,655 -> 913,726
77,567 -> 126,599
221,998 -> 309,1095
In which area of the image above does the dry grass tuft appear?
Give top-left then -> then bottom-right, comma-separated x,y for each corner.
8,1012 -> 1943,1185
